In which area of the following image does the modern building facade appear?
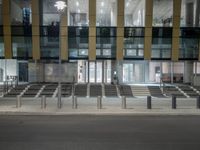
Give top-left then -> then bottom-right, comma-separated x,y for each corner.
0,0 -> 200,84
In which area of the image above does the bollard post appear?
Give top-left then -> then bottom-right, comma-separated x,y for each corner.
196,96 -> 200,109
41,95 -> 46,109
121,96 -> 126,109
72,95 -> 77,109
16,95 -> 21,108
172,95 -> 176,109
97,96 -> 102,109
147,96 -> 151,109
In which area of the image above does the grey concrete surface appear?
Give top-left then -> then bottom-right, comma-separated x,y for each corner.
0,115 -> 200,150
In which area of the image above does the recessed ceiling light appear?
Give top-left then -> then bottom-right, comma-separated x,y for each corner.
76,1 -> 79,6
126,2 -> 129,7
101,2 -> 104,7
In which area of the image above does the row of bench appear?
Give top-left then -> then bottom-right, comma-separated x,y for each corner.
3,83 -> 200,98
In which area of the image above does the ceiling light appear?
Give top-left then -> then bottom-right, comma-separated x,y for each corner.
126,2 -> 129,7
78,9 -> 80,13
101,2 -> 104,7
76,1 -> 79,6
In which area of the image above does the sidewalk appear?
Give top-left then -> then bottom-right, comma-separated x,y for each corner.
0,97 -> 200,115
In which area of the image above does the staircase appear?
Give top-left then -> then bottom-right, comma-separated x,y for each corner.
90,84 -> 102,97
119,85 -> 133,97
104,84 -> 118,97
131,86 -> 150,97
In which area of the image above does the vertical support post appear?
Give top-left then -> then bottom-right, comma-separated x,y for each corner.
196,96 -> 200,109
41,95 -> 46,109
97,96 -> 102,109
172,95 -> 177,109
121,96 -> 126,109
16,95 -> 21,108
72,95 -> 78,109
147,96 -> 152,109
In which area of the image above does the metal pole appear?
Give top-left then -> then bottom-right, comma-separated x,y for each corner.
147,96 -> 151,109
41,95 -> 46,109
72,95 -> 78,109
196,96 -> 200,109
121,96 -> 126,109
172,95 -> 176,109
57,14 -> 62,109
16,95 -> 21,108
97,96 -> 102,109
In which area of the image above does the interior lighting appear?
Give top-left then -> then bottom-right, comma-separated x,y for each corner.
76,1 -> 79,6
54,1 -> 67,12
101,1 -> 104,7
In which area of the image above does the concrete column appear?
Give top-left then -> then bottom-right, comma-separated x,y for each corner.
144,0 -> 153,60
172,0 -> 181,61
184,61 -> 193,83
32,0 -> 40,60
89,0 -> 96,60
116,0 -> 124,60
2,0 -> 12,59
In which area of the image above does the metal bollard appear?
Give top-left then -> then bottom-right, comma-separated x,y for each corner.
172,95 -> 176,109
16,95 -> 21,108
121,96 -> 126,109
147,96 -> 151,109
41,95 -> 46,109
72,95 -> 78,109
97,96 -> 102,109
196,96 -> 200,109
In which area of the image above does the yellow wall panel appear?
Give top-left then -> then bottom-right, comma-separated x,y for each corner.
117,16 -> 124,27
60,36 -> 68,60
89,37 -> 96,61
116,37 -> 124,60
32,36 -> 40,60
117,28 -> 124,37
3,26 -> 11,35
118,0 -> 124,15
89,0 -> 96,16
4,36 -> 12,59
144,37 -> 152,60
32,15 -> 39,26
171,38 -> 179,61
89,27 -> 96,37
172,28 -> 180,38
145,0 -> 153,16
144,28 -> 152,37
60,27 -> 68,36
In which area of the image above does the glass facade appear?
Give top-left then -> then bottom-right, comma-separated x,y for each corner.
68,0 -> 89,26
96,0 -> 117,26
40,26 -> 59,59
179,28 -> 199,59
151,27 -> 172,59
153,0 -> 173,27
68,26 -> 89,59
124,0 -> 145,27
40,0 -> 66,25
12,36 -> 32,58
11,0 -> 32,25
124,27 -> 144,59
96,27 -> 116,59
181,0 -> 200,27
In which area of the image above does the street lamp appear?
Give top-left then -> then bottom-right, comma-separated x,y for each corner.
54,0 -> 67,108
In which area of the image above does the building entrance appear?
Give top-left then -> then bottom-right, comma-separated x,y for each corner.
77,60 -> 111,83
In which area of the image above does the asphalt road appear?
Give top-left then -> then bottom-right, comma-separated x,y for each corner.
0,115 -> 200,150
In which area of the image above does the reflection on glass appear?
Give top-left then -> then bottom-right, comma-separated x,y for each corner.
179,38 -> 199,59
181,0 -> 200,27
151,38 -> 171,59
11,0 -> 32,25
0,37 -> 4,57
124,0 -> 145,27
96,0 -> 117,26
68,0 -> 89,26
12,37 -> 32,58
153,0 -> 173,27
40,37 -> 59,58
